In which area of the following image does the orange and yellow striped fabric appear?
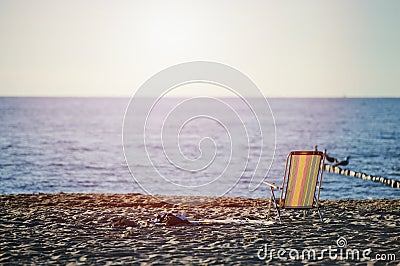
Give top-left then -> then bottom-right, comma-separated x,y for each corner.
284,154 -> 321,208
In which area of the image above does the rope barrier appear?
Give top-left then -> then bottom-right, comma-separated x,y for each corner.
323,164 -> 400,189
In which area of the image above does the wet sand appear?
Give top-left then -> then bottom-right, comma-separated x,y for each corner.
0,193 -> 399,265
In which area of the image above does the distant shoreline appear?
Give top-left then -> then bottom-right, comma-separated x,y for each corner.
0,96 -> 399,99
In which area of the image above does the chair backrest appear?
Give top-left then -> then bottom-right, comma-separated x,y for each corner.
281,151 -> 324,208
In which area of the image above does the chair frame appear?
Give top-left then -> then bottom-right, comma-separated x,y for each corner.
264,151 -> 325,223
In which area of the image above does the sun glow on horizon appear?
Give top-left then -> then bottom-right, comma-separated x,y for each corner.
0,0 -> 399,98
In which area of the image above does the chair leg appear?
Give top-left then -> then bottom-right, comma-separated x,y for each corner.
267,194 -> 273,220
317,207 -> 324,223
314,195 -> 324,223
275,207 -> 282,223
270,188 -> 282,223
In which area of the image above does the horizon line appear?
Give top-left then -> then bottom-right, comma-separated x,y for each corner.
0,95 -> 399,99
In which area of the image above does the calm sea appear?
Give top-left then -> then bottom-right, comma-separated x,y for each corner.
0,97 -> 399,199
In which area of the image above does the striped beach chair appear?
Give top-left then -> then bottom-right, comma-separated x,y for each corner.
264,151 -> 325,223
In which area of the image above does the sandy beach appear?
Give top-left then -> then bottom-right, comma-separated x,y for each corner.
0,193 -> 399,265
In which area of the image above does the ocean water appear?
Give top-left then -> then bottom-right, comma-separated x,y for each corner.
0,97 -> 399,199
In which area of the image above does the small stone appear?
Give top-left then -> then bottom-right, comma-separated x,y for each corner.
113,218 -> 137,227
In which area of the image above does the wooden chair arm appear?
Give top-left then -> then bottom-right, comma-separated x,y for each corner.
263,181 -> 283,190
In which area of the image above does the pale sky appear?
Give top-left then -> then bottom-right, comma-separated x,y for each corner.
0,0 -> 399,97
